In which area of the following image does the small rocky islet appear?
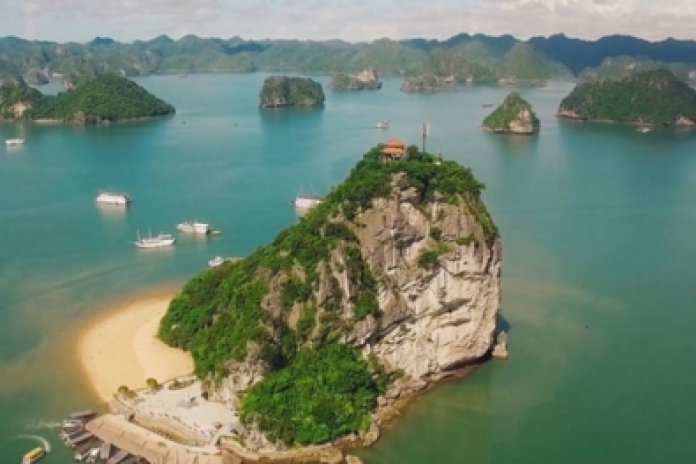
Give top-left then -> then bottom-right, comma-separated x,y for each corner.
481,92 -> 540,134
330,68 -> 382,91
258,76 -> 325,108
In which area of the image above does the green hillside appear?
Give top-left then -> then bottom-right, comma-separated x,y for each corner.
558,69 -> 696,125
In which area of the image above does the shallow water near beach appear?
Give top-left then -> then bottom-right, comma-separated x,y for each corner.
2,74 -> 696,463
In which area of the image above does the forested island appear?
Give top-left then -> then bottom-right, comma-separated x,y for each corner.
558,69 -> 696,127
482,92 -> 540,134
0,74 -> 175,124
259,76 -> 325,108
158,144 -> 502,451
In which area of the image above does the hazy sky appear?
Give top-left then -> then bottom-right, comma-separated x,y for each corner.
2,0 -> 695,43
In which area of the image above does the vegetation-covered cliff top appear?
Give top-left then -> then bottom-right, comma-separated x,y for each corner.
482,92 -> 539,133
0,74 -> 175,124
259,76 -> 325,108
158,145 -> 497,446
558,69 -> 696,126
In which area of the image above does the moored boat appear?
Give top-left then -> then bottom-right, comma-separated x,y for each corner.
133,231 -> 176,248
5,138 -> 25,146
21,446 -> 45,464
176,221 -> 210,234
208,256 -> 225,268
293,193 -> 323,209
95,192 -> 131,205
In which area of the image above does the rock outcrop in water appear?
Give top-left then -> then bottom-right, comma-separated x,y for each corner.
482,92 -> 540,134
330,68 -> 382,91
159,145 -> 502,455
259,76 -> 325,108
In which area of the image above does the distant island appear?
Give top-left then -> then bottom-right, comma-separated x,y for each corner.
482,92 -> 540,134
558,69 -> 696,127
400,73 -> 453,92
259,76 -> 325,108
330,68 -> 382,90
2,33 -> 696,88
0,74 -> 175,124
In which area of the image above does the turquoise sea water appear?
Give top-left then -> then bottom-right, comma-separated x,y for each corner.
1,75 -> 696,463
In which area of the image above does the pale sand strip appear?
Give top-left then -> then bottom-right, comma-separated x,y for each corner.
78,288 -> 194,402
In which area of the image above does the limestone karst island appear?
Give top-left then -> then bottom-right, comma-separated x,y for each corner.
482,92 -> 540,134
0,74 -> 175,124
557,69 -> 696,127
75,142 -> 504,464
330,68 -> 383,91
259,76 -> 325,108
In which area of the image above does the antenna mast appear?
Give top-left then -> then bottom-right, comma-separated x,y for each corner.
421,122 -> 430,153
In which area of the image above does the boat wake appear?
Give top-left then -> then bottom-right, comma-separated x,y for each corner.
25,420 -> 61,430
16,435 -> 51,452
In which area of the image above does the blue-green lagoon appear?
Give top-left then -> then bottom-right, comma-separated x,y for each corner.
1,74 -> 696,463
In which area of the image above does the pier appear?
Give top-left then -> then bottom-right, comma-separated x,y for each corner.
86,414 -> 230,464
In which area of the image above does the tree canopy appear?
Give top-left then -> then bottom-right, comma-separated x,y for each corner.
558,69 -> 696,125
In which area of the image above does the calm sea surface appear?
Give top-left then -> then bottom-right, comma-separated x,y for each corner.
1,74 -> 696,463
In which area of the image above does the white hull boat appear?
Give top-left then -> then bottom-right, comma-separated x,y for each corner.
95,192 -> 131,205
134,232 -> 176,248
177,221 -> 210,234
293,194 -> 323,209
5,138 -> 25,146
208,256 -> 225,267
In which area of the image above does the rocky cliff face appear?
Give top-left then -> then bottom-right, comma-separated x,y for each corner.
348,191 -> 501,387
211,174 -> 501,433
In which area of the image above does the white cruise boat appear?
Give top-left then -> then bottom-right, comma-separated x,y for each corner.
177,221 -> 210,234
293,193 -> 323,209
134,231 -> 176,248
95,192 -> 131,205
5,138 -> 25,146
208,256 -> 225,268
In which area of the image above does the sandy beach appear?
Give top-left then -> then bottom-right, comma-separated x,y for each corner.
77,288 -> 194,402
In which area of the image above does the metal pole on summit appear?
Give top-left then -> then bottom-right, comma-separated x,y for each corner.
421,122 -> 430,153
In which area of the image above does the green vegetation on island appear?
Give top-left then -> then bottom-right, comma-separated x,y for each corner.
579,56 -> 696,83
482,92 -> 540,134
558,69 -> 696,126
0,74 -> 175,124
259,76 -> 325,108
330,68 -> 382,91
158,145 -> 496,445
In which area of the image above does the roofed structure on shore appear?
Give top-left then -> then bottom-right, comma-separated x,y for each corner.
380,138 -> 407,160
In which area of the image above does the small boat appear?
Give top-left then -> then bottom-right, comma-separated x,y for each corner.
482,103 -> 494,108
209,229 -> 222,236
95,192 -> 131,205
208,256 -> 225,268
133,231 -> 176,248
5,138 -> 25,146
176,221 -> 210,234
375,120 -> 389,129
637,126 -> 652,133
293,193 -> 323,210
21,446 -> 45,464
